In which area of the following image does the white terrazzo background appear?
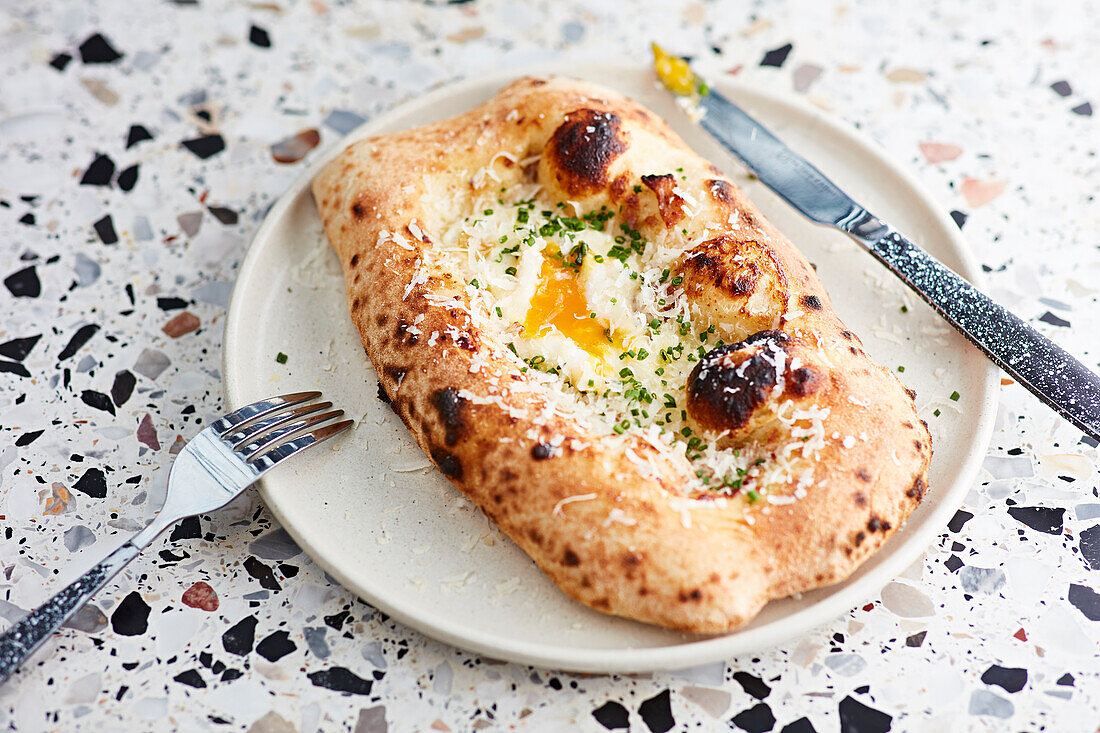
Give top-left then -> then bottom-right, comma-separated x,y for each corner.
0,0 -> 1097,731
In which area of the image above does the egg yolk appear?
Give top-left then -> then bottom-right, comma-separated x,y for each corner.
523,255 -> 614,360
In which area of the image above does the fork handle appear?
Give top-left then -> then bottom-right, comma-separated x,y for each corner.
0,518 -> 170,685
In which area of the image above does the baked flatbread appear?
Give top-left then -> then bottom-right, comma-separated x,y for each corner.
312,77 -> 931,632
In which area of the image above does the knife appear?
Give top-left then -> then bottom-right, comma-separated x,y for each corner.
652,47 -> 1100,441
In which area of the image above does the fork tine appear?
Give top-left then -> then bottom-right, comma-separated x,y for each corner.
235,409 -> 346,459
210,391 -> 322,435
223,401 -> 333,445
248,419 -> 355,472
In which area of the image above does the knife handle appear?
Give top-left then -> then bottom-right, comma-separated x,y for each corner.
867,230 -> 1100,441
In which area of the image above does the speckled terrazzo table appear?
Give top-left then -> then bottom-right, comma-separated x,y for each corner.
1,0 -> 1098,730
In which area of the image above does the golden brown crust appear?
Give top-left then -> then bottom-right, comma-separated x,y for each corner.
311,76 -> 932,633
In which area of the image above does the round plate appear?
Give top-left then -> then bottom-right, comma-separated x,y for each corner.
223,63 -> 998,672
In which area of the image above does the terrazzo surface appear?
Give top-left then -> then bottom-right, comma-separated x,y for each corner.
1,0 -> 1098,730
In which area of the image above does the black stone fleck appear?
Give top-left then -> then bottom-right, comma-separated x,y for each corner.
111,370 -> 136,407
1067,583 -> 1100,621
944,554 -> 964,573
126,125 -> 154,148
780,719 -> 817,733
170,516 -> 202,541
256,630 -> 297,662
208,206 -> 238,225
78,33 -> 123,64
981,664 -> 1027,693
49,52 -> 72,71
117,165 -> 139,192
760,43 -> 793,68
1057,673 -> 1074,686
249,25 -> 271,47
0,361 -> 30,377
324,610 -> 350,630
110,591 -> 151,636
592,701 -> 630,730
638,690 -> 674,733
244,556 -> 282,591
182,134 -> 226,159
307,667 -> 373,695
0,334 -> 40,361
157,296 -> 188,311
1038,311 -> 1071,328
59,324 -> 100,360
19,213 -> 34,225
73,467 -> 107,498
1007,506 -> 1064,534
730,702 -> 776,733
80,154 -> 116,186
838,696 -> 891,733
948,509 -> 973,533
949,210 -> 968,228
1050,80 -> 1072,97
173,669 -> 206,688
15,430 -> 44,447
906,631 -> 927,647
80,389 -> 115,415
734,671 -> 771,700
4,266 -> 41,298
222,615 -> 258,655
1079,525 -> 1100,570
94,214 -> 118,244
1071,102 -> 1093,116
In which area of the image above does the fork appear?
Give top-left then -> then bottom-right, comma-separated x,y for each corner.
0,391 -> 352,685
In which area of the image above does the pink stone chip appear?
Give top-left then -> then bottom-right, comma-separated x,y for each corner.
137,413 -> 160,450
961,177 -> 1006,208
271,128 -> 321,164
918,142 -> 962,164
182,581 -> 219,612
163,311 -> 200,337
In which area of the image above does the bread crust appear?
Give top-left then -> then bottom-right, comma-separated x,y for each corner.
312,77 -> 932,633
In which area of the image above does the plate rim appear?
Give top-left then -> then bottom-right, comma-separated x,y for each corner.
223,61 -> 1000,673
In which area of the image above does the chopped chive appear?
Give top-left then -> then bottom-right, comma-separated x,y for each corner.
746,490 -> 761,504
950,390 -> 961,401
897,366 -> 905,373
275,352 -> 288,364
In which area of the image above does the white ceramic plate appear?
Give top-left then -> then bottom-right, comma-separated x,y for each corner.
223,63 -> 998,672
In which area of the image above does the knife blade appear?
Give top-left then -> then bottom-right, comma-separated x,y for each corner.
678,79 -> 1100,441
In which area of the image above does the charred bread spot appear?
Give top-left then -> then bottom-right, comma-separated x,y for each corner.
913,440 -> 924,451
641,173 -> 686,227
686,330 -> 788,434
840,330 -> 854,340
395,319 -> 419,346
800,294 -> 822,311
609,173 -> 630,201
904,387 -> 918,400
375,313 -> 387,326
853,491 -> 867,506
786,366 -> 822,397
376,381 -> 391,405
350,253 -> 360,267
678,588 -> 704,602
531,442 -> 554,460
432,387 -> 467,446
907,477 -> 926,500
563,549 -> 581,566
867,516 -> 891,533
707,178 -> 735,206
530,78 -> 547,86
854,531 -> 867,546
430,448 -> 462,479
351,296 -> 362,311
546,109 -> 627,197
677,235 -> 785,302
452,330 -> 479,351
351,202 -> 366,220
856,468 -> 872,482
383,366 -> 407,388
527,528 -> 544,546
622,552 -> 641,567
